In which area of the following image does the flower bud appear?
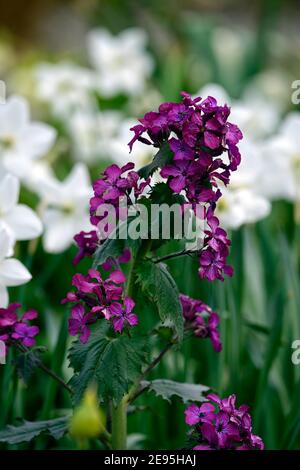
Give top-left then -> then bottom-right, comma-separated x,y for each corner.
69,387 -> 105,440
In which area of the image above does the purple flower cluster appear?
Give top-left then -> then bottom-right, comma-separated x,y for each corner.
62,269 -> 138,343
199,209 -> 233,282
90,162 -> 149,227
129,92 -> 243,282
185,393 -> 264,450
0,303 -> 39,349
180,294 -> 222,352
73,229 -> 131,271
74,163 -> 148,266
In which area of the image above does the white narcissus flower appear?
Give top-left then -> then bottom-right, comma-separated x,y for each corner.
38,163 -> 93,253
0,173 -> 43,243
216,139 -> 271,229
35,62 -> 96,118
0,228 -> 32,307
217,187 -> 271,230
197,83 -> 279,140
259,113 -> 300,203
0,95 -> 56,179
68,110 -> 123,163
87,28 -> 154,97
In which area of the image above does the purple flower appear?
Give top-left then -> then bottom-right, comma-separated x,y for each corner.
62,269 -> 139,342
185,403 -> 215,426
73,230 -> 98,265
198,247 -> 233,282
111,297 -> 139,333
90,162 -> 149,228
11,323 -> 39,348
201,411 -> 239,448
194,312 -> 222,352
187,393 -> 264,450
93,163 -> 135,201
169,137 -> 194,161
0,304 -> 39,350
160,160 -> 201,193
180,294 -> 222,352
68,304 -> 95,343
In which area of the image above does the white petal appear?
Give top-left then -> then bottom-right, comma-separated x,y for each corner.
0,227 -> 14,260
64,163 -> 91,190
196,83 -> 231,105
0,258 -> 32,287
43,210 -> 76,253
0,173 -> 20,213
0,284 -> 9,308
4,204 -> 43,240
0,95 -> 29,136
20,123 -> 56,159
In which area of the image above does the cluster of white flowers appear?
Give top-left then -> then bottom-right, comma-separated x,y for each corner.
33,28 -> 156,167
0,94 -> 93,305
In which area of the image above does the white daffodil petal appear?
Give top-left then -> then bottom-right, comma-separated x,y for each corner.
43,211 -> 76,253
5,204 -> 43,240
0,258 -> 32,287
0,173 -> 20,214
0,284 -> 9,308
0,228 -> 14,261
21,123 -> 56,159
0,95 -> 29,136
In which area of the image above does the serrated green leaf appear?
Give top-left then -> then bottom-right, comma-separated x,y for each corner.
68,322 -> 149,405
142,379 -> 209,403
135,261 -> 184,341
0,416 -> 69,444
138,142 -> 173,179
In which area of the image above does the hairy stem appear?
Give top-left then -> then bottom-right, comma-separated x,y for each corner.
111,396 -> 128,450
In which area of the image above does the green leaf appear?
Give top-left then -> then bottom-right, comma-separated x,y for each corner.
68,322 -> 149,405
138,142 -> 173,179
142,379 -> 209,403
0,416 -> 69,444
135,260 -> 184,341
93,218 -> 140,268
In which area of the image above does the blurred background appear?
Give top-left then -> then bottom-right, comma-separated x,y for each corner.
1,0 -> 300,450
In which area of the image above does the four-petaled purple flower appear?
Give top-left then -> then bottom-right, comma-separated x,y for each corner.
111,297 -> 139,333
0,304 -> 39,349
185,403 -> 215,426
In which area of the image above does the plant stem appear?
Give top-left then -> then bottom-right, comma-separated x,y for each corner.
15,342 -> 73,394
128,340 -> 175,403
111,396 -> 128,450
37,361 -> 73,394
153,248 -> 199,264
